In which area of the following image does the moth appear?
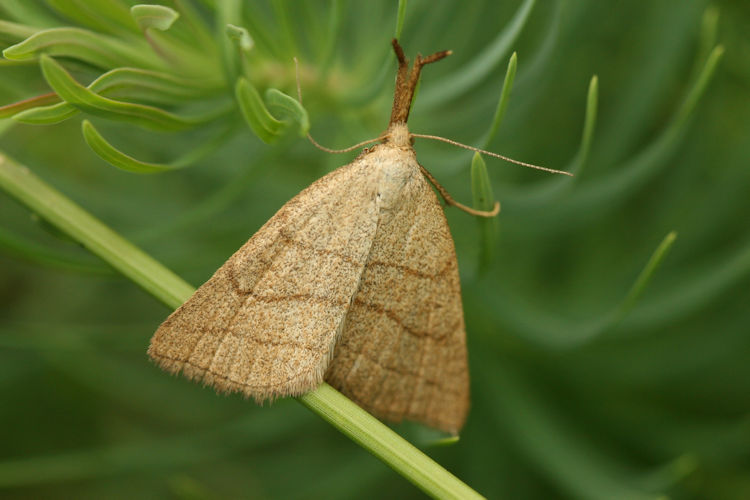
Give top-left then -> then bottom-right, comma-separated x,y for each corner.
149,40 -> 562,435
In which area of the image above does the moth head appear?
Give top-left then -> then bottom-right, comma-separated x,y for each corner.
385,122 -> 413,149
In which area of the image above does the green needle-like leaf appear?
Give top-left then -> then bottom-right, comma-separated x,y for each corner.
39,55 -> 216,131
81,120 -> 233,173
130,5 -> 179,32
3,27 -> 158,68
86,67 -> 221,99
615,231 -> 677,321
13,67 -> 221,125
577,74 -> 599,172
235,77 -> 284,143
673,45 -> 724,129
45,0 -> 138,35
81,120 -> 175,173
264,88 -> 310,136
225,23 -> 254,79
216,0 -> 243,82
471,152 -> 499,270
395,0 -> 407,38
483,52 -> 517,149
14,66 -> 220,125
11,102 -> 77,125
226,23 -> 254,53
493,74 -> 595,207
695,7 -> 719,73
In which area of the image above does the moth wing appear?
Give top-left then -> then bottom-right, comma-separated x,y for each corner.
325,165 -> 470,434
149,159 -> 380,401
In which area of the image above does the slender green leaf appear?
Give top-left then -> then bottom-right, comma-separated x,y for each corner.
3,27 -> 158,69
226,23 -> 254,53
13,67 -> 221,125
695,6 -> 719,74
577,75 -> 599,171
615,231 -> 677,321
12,102 -> 77,125
514,72 -> 596,206
39,55 -> 215,131
500,72 -> 591,206
264,88 -> 310,136
395,0 -> 407,38
673,45 -> 724,129
471,153 -> 498,214
216,0 -> 242,82
474,231 -> 679,348
81,120 -> 233,173
235,77 -> 284,143
131,4 -> 179,32
87,67 -> 221,99
81,120 -> 175,173
626,240 -> 750,330
637,455 -> 698,492
483,52 -> 517,149
506,43 -> 719,212
471,153 -> 499,270
226,23 -> 254,78
45,0 -> 138,35
561,45 -> 724,215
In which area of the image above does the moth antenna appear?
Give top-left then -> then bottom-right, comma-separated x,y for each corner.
306,134 -> 387,154
411,133 -> 573,176
418,163 -> 500,218
294,57 -> 384,154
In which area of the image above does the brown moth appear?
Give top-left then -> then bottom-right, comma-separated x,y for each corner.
149,40 -> 499,435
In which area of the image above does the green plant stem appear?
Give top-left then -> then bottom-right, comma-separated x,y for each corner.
0,151 -> 484,500
300,385 -> 483,500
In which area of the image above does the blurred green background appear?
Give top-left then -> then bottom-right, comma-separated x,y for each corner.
1,1 -> 749,499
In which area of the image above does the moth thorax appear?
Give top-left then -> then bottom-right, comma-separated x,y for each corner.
386,122 -> 412,148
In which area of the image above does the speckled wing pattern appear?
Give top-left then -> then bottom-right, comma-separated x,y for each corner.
148,156 -> 381,400
325,161 -> 469,434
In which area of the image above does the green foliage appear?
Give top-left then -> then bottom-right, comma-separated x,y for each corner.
1,1 -> 749,499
